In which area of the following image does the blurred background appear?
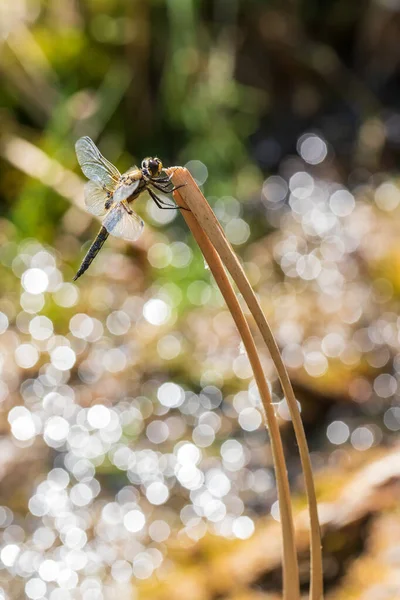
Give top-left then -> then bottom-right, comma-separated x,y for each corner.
1,0 -> 400,598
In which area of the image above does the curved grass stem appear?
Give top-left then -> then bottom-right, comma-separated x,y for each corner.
167,170 -> 300,600
167,166 -> 324,600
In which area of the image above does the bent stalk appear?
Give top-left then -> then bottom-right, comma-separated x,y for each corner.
172,174 -> 300,600
167,166 -> 324,600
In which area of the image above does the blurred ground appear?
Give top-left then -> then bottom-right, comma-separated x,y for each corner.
2,1 -> 400,599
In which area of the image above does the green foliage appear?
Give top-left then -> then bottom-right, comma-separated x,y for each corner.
1,0 -> 265,242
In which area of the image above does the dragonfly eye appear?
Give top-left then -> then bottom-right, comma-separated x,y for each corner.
149,157 -> 162,176
142,157 -> 163,177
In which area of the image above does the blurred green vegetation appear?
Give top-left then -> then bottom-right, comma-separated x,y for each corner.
1,0 -> 267,244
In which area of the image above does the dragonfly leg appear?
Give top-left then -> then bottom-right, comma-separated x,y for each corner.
150,181 -> 174,193
169,183 -> 186,193
148,189 -> 177,209
149,189 -> 176,208
151,181 -> 187,194
148,188 -> 189,211
155,173 -> 173,183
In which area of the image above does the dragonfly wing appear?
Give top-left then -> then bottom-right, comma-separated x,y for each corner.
112,179 -> 140,203
75,136 -> 121,191
84,181 -> 108,216
102,204 -> 144,242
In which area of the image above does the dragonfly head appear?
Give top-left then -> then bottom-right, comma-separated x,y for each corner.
142,157 -> 163,178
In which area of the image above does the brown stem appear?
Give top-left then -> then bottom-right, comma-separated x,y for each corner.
167,166 -> 324,600
171,174 -> 300,600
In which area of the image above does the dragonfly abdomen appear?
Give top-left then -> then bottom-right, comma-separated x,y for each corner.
73,226 -> 109,281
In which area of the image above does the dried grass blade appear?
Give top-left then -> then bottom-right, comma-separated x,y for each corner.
170,172 -> 300,600
167,166 -> 324,600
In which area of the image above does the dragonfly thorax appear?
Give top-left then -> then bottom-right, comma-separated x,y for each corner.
141,157 -> 163,178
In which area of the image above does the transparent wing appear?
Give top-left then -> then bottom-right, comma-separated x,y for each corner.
102,204 -> 144,241
112,179 -> 140,203
83,181 -> 109,216
75,136 -> 121,191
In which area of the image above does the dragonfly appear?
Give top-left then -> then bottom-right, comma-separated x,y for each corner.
73,136 -> 183,280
